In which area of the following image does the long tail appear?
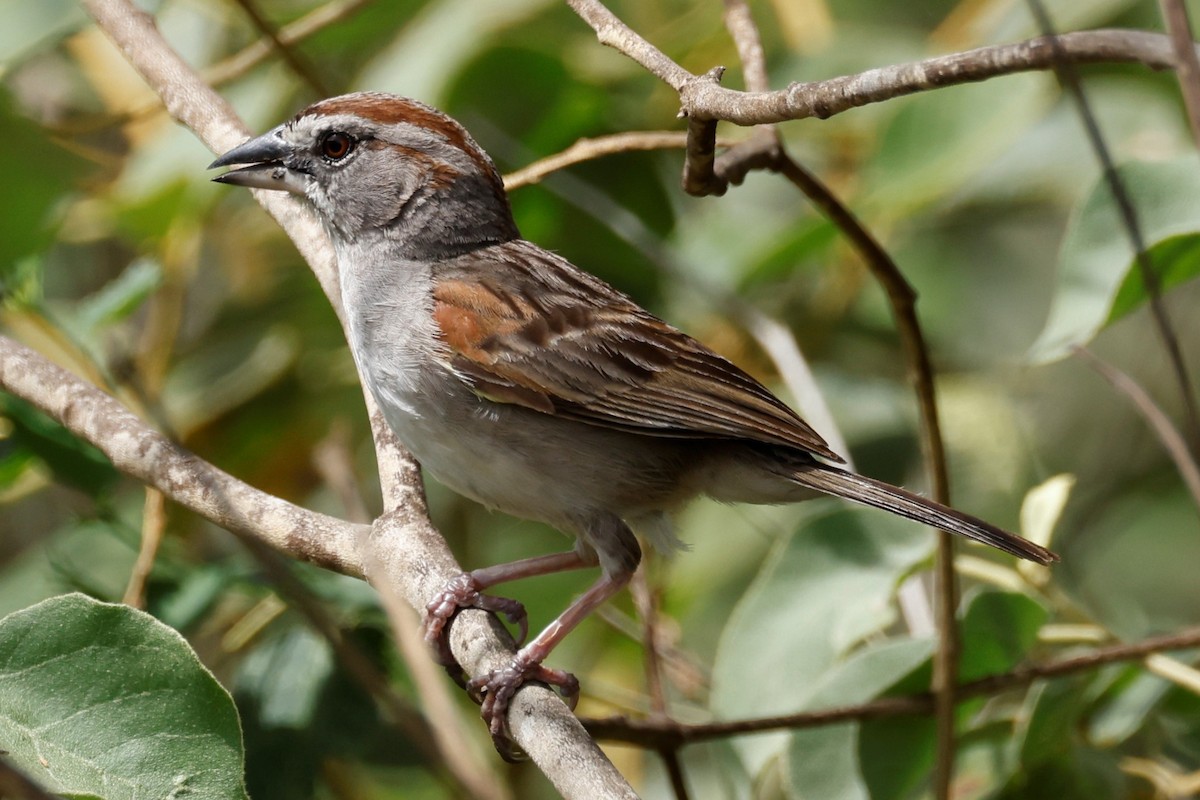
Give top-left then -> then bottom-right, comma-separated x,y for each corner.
791,465 -> 1059,565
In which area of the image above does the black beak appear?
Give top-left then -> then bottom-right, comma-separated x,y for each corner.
209,127 -> 308,195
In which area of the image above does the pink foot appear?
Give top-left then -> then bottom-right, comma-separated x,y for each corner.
424,573 -> 528,668
468,651 -> 580,745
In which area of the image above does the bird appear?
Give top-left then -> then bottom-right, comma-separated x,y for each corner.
209,91 -> 1057,741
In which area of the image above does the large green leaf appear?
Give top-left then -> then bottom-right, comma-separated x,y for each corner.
0,593 -> 248,800
864,72 -> 1054,216
1029,157 -> 1200,362
710,508 -> 932,773
785,638 -> 934,800
958,589 -> 1048,682
711,508 -> 932,718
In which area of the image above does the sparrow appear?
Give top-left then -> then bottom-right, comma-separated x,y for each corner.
210,91 -> 1056,741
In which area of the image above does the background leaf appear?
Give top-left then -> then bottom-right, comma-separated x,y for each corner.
1029,156 -> 1200,362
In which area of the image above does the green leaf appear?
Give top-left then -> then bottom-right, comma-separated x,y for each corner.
864,72 -> 1054,216
0,88 -> 91,269
1029,157 -> 1200,362
711,508 -> 931,774
1107,233 -> 1200,321
958,589 -> 1048,682
712,508 -> 932,720
0,394 -> 118,495
0,593 -> 248,800
76,259 -> 164,330
234,626 -> 333,730
785,638 -> 934,799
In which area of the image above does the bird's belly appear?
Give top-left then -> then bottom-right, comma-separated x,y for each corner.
373,375 -> 689,529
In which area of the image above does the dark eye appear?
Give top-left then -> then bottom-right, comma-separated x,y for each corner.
320,131 -> 354,161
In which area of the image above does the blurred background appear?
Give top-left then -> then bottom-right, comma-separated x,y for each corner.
3,0 -> 1200,797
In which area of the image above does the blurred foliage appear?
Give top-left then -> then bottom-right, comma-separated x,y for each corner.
2,0 -> 1200,798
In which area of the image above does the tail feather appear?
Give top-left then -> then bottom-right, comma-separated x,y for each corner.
792,465 -> 1059,565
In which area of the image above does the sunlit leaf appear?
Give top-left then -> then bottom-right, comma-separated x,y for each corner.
0,593 -> 248,800
1029,157 -> 1200,362
712,508 -> 932,719
1020,473 -> 1075,550
234,626 -> 333,730
1107,234 -> 1200,320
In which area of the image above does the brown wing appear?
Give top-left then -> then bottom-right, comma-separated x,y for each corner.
432,240 -> 844,463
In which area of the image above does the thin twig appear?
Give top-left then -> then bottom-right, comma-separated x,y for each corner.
210,0 -> 372,87
660,748 -> 692,800
122,487 -> 166,608
1074,347 -> 1200,510
502,131 -> 734,190
712,6 -> 960,783
582,625 -> 1200,747
630,565 -> 668,715
228,0 -> 330,96
1025,0 -> 1199,453
768,77 -> 960,800
722,0 -> 770,93
1158,0 -> 1200,149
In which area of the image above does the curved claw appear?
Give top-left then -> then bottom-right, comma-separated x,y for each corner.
424,573 -> 529,668
468,652 -> 580,740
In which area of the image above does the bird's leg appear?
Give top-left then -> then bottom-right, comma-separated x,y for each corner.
468,571 -> 631,745
424,551 -> 590,669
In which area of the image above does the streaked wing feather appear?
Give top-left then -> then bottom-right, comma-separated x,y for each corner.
433,241 -> 843,462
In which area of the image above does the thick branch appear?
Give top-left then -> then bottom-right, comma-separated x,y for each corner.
0,336 -> 365,576
565,9 -> 1188,126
